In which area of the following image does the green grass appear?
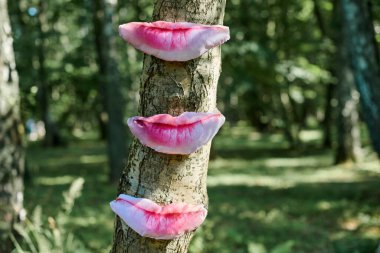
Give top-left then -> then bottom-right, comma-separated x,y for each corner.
25,126 -> 380,253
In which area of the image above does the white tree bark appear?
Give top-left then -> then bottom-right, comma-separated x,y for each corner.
0,0 -> 25,251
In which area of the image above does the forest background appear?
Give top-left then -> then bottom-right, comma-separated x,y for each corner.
1,0 -> 380,252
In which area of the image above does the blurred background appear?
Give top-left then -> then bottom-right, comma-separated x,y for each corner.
1,0 -> 380,252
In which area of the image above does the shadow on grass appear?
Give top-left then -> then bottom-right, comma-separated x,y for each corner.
193,179 -> 380,253
24,128 -> 380,253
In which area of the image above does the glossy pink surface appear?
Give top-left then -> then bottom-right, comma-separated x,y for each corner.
110,194 -> 207,240
119,21 -> 230,61
134,23 -> 190,51
127,112 -> 225,154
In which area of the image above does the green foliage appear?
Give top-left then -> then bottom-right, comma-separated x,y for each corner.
11,178 -> 91,253
8,0 -> 153,136
7,0 -> 380,144
7,0 -> 335,139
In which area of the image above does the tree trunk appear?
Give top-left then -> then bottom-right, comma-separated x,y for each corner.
0,0 -> 25,251
322,82 -> 335,148
36,0 -> 62,147
334,0 -> 362,164
110,0 -> 226,252
312,0 -> 335,148
277,89 -> 300,147
93,0 -> 109,142
342,0 -> 380,157
93,0 -> 128,182
36,0 -> 51,146
334,42 -> 362,163
277,2 -> 301,148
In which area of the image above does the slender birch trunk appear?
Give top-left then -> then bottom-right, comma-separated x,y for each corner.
110,0 -> 226,252
0,0 -> 25,251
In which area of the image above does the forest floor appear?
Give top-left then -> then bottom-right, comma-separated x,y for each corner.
25,124 -> 380,253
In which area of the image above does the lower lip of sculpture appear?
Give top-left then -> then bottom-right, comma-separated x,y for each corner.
127,112 -> 225,154
109,194 -> 207,240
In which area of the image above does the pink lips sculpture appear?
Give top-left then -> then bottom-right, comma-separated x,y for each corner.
127,112 -> 225,154
110,194 -> 207,240
119,21 -> 230,61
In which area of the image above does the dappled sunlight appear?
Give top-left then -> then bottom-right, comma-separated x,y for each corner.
362,226 -> 380,238
70,215 -> 98,226
340,218 -> 360,231
208,159 -> 378,188
203,127 -> 380,252
316,200 -> 334,211
205,180 -> 380,253
79,154 -> 107,164
299,129 -> 323,143
262,156 -> 330,168
207,173 -> 292,188
338,212 -> 380,237
35,175 -> 77,186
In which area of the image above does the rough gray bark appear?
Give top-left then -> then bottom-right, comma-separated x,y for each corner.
334,0 -> 362,163
110,0 -> 226,252
0,0 -> 25,251
94,0 -> 128,182
342,0 -> 380,157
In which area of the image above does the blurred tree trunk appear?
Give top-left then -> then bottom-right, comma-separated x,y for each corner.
341,0 -> 380,157
313,0 -> 362,161
0,0 -> 25,251
93,0 -> 128,182
110,0 -> 226,252
36,0 -> 61,147
277,2 -> 301,148
312,0 -> 335,148
334,0 -> 362,163
334,37 -> 362,163
322,83 -> 335,148
94,0 -> 108,142
277,88 -> 301,147
36,0 -> 50,145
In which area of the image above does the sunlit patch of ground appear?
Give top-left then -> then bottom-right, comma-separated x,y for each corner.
25,126 -> 380,253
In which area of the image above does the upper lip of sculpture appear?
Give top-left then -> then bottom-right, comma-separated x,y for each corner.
133,113 -> 221,127
130,21 -> 228,31
115,196 -> 205,215
118,21 -> 230,61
